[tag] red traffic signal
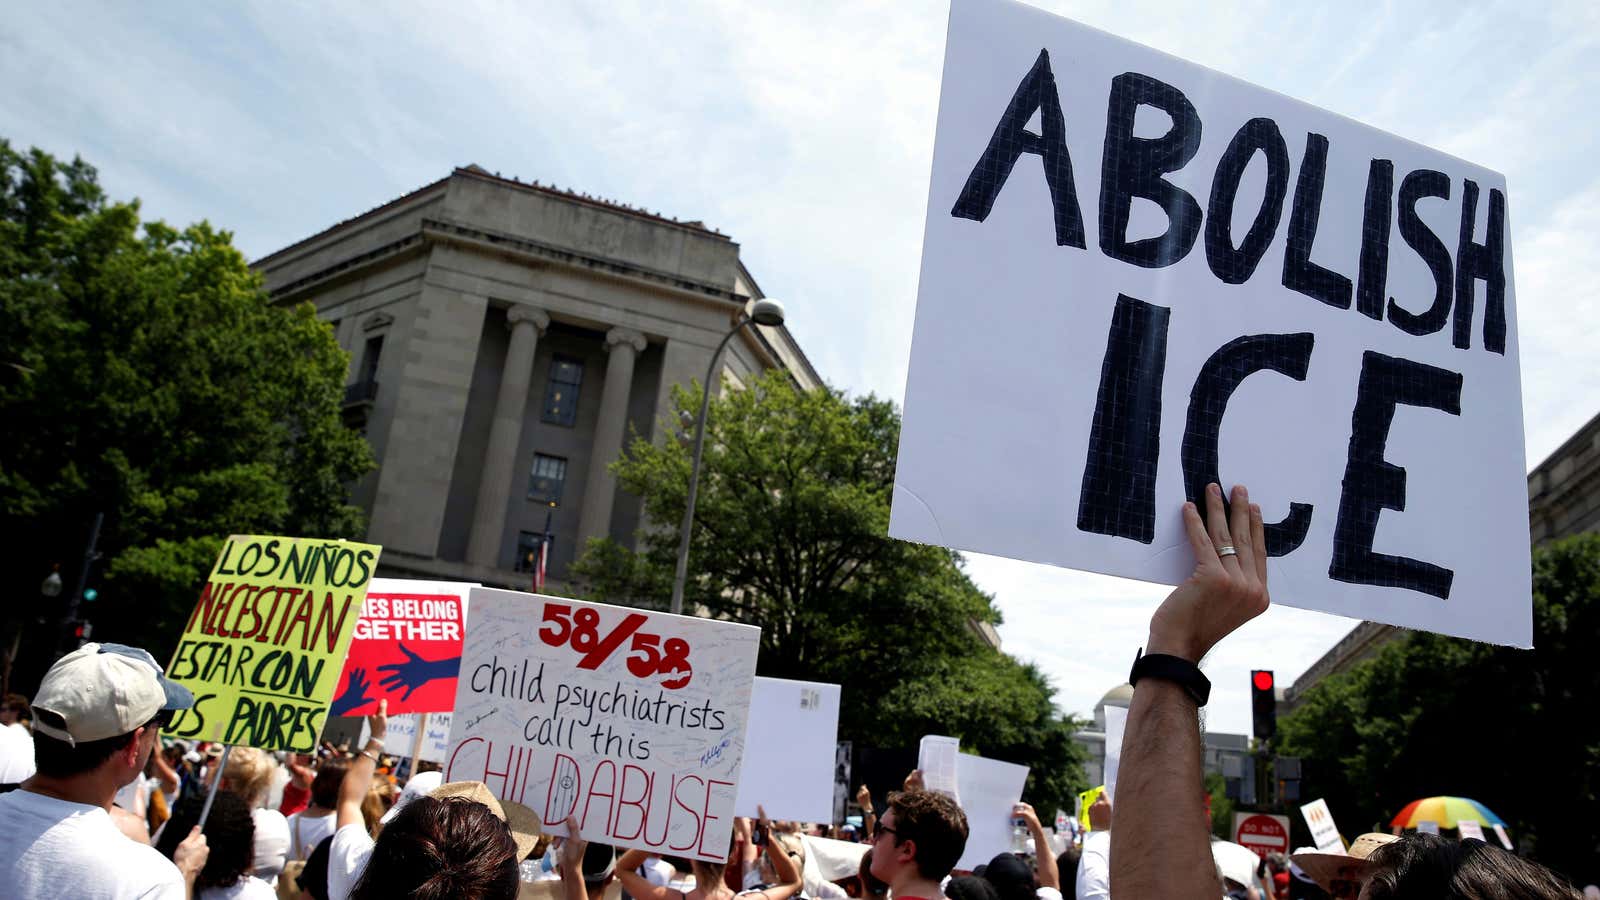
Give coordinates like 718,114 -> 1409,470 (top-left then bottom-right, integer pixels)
1250,669 -> 1276,741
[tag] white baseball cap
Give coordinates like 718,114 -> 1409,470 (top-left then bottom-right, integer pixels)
32,643 -> 194,746
381,769 -> 444,825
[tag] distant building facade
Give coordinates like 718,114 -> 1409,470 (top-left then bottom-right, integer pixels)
1281,408 -> 1600,714
1073,684 -> 1249,788
255,166 -> 819,590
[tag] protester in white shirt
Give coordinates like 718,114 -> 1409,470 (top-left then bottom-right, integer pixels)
286,758 -> 349,861
0,714 -> 36,783
1074,793 -> 1112,900
0,642 -> 209,899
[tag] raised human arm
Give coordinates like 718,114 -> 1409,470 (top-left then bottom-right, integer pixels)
855,784 -> 875,843
1110,484 -> 1268,900
1015,802 -> 1058,890
754,805 -> 803,900
616,848 -> 673,900
560,815 -> 591,900
336,700 -> 386,830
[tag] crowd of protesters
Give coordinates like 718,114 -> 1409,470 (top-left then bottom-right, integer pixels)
1,486 -> 1597,899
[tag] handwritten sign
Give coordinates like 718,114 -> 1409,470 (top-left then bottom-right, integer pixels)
889,0 -> 1530,646
445,588 -> 760,861
164,535 -> 381,752
333,578 -> 472,716
1301,798 -> 1343,852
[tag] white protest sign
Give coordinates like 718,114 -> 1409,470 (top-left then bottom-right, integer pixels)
918,734 -> 962,802
1458,819 -> 1485,841
734,677 -> 841,822
446,588 -> 761,861
1102,705 -> 1126,803
953,754 -> 1030,871
1492,823 -> 1514,849
1300,798 -> 1343,852
388,713 -> 453,764
1417,820 -> 1440,834
889,0 -> 1530,646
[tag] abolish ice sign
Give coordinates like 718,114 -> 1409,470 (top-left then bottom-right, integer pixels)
890,0 -> 1531,645
445,589 -> 761,861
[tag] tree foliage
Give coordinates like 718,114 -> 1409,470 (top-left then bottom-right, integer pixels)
573,371 -> 1089,811
1278,533 -> 1600,881
0,140 -> 372,680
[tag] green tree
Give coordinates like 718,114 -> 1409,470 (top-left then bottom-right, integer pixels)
573,371 -> 1089,811
0,140 -> 372,681
1278,533 -> 1600,881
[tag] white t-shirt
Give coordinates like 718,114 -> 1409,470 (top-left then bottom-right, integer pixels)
200,875 -> 277,900
286,809 -> 338,861
0,789 -> 186,899
1075,831 -> 1110,900
0,722 -> 35,783
326,822 -> 375,900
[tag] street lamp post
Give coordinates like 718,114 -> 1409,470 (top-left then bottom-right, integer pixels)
670,299 -> 786,615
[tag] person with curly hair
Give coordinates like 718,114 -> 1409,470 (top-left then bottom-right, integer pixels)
157,790 -> 274,899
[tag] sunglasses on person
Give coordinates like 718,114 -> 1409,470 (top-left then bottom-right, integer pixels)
873,822 -> 898,840
143,708 -> 175,731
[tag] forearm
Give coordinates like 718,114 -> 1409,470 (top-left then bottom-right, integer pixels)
336,741 -> 381,828
1030,820 -> 1059,889
562,856 -> 588,900
1109,679 -> 1216,900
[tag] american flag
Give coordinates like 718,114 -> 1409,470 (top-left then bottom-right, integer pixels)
533,506 -> 553,593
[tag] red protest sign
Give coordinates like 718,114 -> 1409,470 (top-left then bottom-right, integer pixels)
331,578 -> 471,717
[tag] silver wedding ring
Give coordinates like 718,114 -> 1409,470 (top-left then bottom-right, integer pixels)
1217,545 -> 1238,557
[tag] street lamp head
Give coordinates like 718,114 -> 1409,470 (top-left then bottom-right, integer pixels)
41,569 -> 63,598
749,298 -> 786,327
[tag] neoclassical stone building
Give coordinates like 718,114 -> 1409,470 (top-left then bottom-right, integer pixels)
255,166 -> 820,590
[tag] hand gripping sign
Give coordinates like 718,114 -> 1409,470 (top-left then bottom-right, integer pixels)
891,0 -> 1529,646
446,589 -> 761,861
164,536 -> 382,752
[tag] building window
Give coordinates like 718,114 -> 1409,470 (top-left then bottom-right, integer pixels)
515,531 -> 550,573
360,335 -> 384,386
528,454 -> 567,504
541,357 -> 583,427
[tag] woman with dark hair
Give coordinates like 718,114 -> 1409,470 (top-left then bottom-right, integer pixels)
347,794 -> 520,899
286,759 -> 348,862
158,790 -> 275,899
1362,833 -> 1582,900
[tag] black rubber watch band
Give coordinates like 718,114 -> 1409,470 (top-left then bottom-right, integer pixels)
1128,648 -> 1211,706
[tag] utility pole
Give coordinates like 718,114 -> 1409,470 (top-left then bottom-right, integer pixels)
57,511 -> 104,658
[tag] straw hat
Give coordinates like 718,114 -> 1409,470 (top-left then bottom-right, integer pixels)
1291,833 -> 1399,892
428,780 -> 542,861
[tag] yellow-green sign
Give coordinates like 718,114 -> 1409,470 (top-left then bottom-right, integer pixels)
1078,785 -> 1106,832
164,535 -> 381,752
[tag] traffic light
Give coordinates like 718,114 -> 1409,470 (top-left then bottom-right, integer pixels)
1251,669 -> 1276,741
70,619 -> 93,648
82,588 -> 98,602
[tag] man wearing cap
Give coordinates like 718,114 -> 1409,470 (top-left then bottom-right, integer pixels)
0,642 -> 211,899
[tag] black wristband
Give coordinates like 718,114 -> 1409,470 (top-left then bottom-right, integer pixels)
1128,648 -> 1211,706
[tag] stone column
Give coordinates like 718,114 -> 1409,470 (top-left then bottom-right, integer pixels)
576,327 -> 647,549
466,304 -> 550,568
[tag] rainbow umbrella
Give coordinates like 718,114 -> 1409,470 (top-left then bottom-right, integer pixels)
1391,796 -> 1505,829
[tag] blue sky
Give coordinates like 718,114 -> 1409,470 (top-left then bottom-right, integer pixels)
6,0 -> 1597,735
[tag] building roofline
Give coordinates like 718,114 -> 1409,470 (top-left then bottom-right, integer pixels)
253,164 -> 736,270
1528,407 -> 1600,476
254,176 -> 450,268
